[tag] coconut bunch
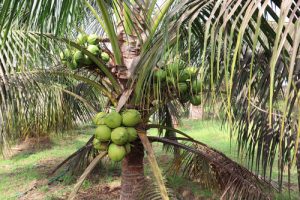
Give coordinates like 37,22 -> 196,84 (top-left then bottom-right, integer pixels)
152,61 -> 201,106
59,33 -> 110,70
92,109 -> 142,162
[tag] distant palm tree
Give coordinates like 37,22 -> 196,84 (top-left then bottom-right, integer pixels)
1,0 -> 300,199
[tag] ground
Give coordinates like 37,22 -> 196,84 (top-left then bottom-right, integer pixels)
0,120 -> 298,200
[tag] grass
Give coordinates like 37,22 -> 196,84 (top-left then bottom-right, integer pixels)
0,120 -> 299,199
0,129 -> 94,200
179,119 -> 235,154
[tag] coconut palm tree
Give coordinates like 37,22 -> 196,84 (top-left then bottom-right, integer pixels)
1,0 -> 300,199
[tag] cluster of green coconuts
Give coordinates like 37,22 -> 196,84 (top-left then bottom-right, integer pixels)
92,109 -> 142,162
153,62 -> 201,106
60,33 -> 110,69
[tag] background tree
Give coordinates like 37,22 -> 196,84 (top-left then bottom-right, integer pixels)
0,0 -> 300,199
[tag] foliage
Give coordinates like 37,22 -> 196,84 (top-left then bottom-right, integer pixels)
0,0 -> 300,199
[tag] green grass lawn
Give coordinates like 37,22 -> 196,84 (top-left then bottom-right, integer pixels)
0,129 -> 94,200
0,120 -> 299,199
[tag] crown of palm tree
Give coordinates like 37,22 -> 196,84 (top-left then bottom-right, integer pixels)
0,0 -> 300,199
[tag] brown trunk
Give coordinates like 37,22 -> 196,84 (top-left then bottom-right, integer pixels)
120,141 -> 145,200
116,2 -> 147,199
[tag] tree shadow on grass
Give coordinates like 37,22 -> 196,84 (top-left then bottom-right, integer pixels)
7,137 -> 54,160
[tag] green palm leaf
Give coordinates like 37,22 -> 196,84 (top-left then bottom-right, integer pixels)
1,0 -> 300,198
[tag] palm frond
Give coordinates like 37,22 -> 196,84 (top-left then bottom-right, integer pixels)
150,136 -> 274,200
51,136 -> 94,175
138,130 -> 169,199
1,0 -> 300,196
0,0 -> 84,37
138,178 -> 179,200
0,69 -> 107,154
0,30 -> 61,73
141,0 -> 300,192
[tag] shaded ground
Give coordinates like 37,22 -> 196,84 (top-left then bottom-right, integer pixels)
0,120 -> 299,199
20,180 -> 121,200
6,137 -> 53,159
75,181 -> 121,200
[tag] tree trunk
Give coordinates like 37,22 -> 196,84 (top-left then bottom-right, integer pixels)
117,2 -> 147,199
120,141 -> 145,200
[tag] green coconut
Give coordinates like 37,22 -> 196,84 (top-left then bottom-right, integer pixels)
60,51 -> 65,60
93,138 -> 100,148
83,55 -> 92,65
111,127 -> 129,145
94,125 -> 111,142
153,69 -> 167,82
77,33 -> 88,45
125,143 -> 131,154
60,49 -> 72,61
166,63 -> 180,76
179,71 -> 190,82
166,76 -> 176,85
180,94 -> 190,103
101,52 -> 110,63
190,95 -> 201,106
93,138 -> 100,145
73,50 -> 85,64
67,60 -> 78,70
87,45 -> 101,56
93,138 -> 108,151
108,143 -> 126,162
167,61 -> 185,76
93,112 -> 106,125
127,127 -> 138,142
178,82 -> 188,93
184,66 -> 197,77
104,111 -> 122,128
62,60 -> 68,66
122,109 -> 142,127
87,34 -> 99,45
65,49 -> 72,57
191,80 -> 201,94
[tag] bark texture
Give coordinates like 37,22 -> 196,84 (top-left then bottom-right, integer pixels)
120,142 -> 145,200
117,3 -> 147,199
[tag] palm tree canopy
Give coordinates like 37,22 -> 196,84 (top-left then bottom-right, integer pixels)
1,0 -> 300,197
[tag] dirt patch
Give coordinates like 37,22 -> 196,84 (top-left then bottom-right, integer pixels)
18,156 -> 121,200
7,137 -> 53,158
36,158 -> 64,176
157,154 -> 172,165
20,180 -> 121,200
177,186 -> 218,200
75,181 -> 121,200
19,183 -> 63,200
